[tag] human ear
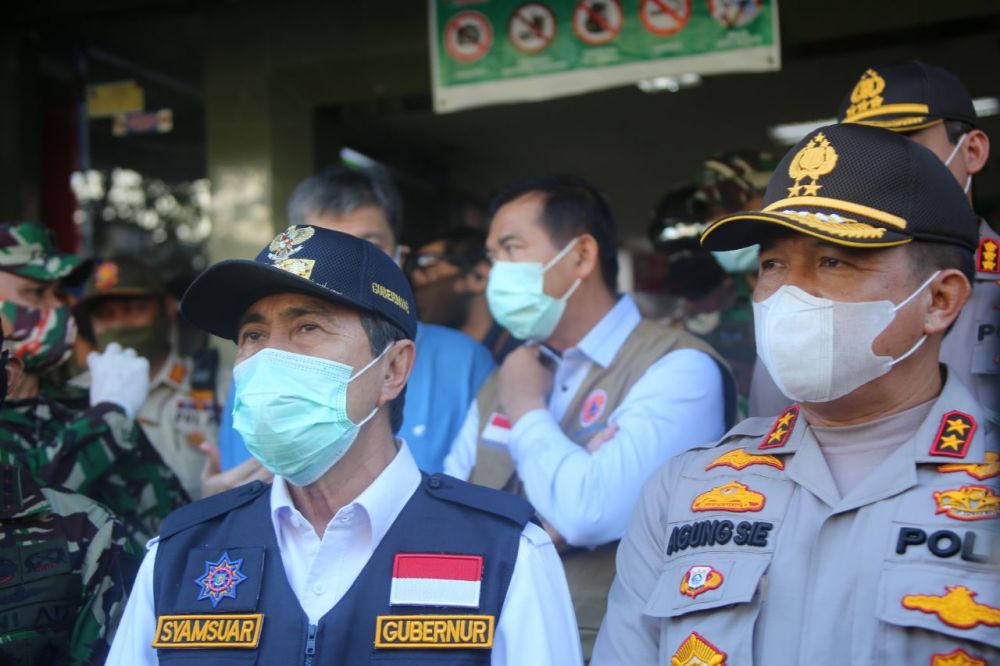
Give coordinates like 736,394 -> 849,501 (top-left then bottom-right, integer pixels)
923,269 -> 971,336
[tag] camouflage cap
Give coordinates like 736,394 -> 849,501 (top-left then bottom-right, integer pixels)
0,222 -> 90,285
74,255 -> 165,320
693,150 -> 777,215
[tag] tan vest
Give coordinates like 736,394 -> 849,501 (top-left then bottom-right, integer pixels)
469,319 -> 735,658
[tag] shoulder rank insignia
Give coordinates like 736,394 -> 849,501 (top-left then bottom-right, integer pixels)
933,485 -> 999,522
938,451 -> 999,481
680,565 -> 724,599
759,405 -> 798,450
931,649 -> 987,666
706,448 -> 784,472
977,237 -> 999,274
672,631 -> 727,666
901,586 -> 1000,630
195,552 -> 248,607
692,481 -> 765,513
929,411 -> 977,458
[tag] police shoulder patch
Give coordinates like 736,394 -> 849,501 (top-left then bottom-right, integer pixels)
977,237 -> 999,274
423,474 -> 534,527
929,411 -> 977,459
759,405 -> 799,450
159,481 -> 269,541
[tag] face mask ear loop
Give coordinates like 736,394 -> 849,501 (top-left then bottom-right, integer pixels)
893,270 -> 941,313
944,133 -> 967,167
349,342 -> 395,382
542,237 -> 581,272
963,175 -> 972,195
890,334 -> 928,368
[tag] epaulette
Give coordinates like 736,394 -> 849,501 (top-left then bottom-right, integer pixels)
158,480 -> 269,541
423,473 -> 535,527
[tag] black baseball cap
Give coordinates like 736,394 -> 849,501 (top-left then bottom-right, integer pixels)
837,61 -> 977,132
181,225 -> 417,341
700,123 -> 978,252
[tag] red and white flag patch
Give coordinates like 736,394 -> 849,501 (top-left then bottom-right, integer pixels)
481,412 -> 512,448
389,554 -> 483,608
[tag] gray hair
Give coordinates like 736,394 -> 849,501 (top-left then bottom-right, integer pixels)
287,165 -> 404,240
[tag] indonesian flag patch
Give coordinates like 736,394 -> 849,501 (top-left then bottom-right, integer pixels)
389,554 -> 483,608
481,412 -> 512,448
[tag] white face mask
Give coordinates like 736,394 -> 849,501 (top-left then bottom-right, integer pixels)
943,132 -> 972,194
753,271 -> 940,403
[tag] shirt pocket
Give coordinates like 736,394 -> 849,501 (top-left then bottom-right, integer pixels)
875,564 -> 1000,664
644,552 -> 770,665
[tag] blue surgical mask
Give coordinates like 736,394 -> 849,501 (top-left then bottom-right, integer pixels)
486,238 -> 582,341
711,245 -> 759,274
232,344 -> 391,486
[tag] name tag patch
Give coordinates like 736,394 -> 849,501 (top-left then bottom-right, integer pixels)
152,613 -> 263,649
374,614 -> 494,649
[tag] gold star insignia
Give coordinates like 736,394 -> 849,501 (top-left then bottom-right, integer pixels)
767,427 -> 787,444
938,434 -> 964,451
787,184 -> 803,197
946,418 -> 971,436
776,412 -> 796,428
802,181 -> 822,196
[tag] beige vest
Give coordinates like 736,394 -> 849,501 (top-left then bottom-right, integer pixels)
470,320 -> 735,658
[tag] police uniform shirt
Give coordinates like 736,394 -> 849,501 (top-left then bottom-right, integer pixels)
106,442 -> 583,665
444,294 -> 727,547
592,373 -> 999,665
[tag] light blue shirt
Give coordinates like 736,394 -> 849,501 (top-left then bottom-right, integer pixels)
219,322 -> 495,474
444,294 -> 727,548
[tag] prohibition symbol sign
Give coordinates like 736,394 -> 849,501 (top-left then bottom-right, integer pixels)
573,0 -> 623,46
444,11 -> 494,63
508,3 -> 557,55
640,0 -> 691,37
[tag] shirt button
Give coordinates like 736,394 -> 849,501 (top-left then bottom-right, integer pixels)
428,476 -> 442,489
312,582 -> 325,595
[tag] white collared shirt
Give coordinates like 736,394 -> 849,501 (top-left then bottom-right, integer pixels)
444,294 -> 726,548
107,443 -> 582,665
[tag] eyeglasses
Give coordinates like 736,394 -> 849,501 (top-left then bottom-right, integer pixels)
404,253 -> 468,274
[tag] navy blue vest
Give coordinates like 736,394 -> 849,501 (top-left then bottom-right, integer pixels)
152,474 -> 532,664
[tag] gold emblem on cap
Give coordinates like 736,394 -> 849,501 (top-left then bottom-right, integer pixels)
845,68 -> 886,121
268,226 -> 314,263
273,258 -> 315,280
787,133 -> 838,197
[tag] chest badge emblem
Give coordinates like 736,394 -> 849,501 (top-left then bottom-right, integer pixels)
195,552 -> 248,607
671,631 -> 727,665
931,649 -> 987,666
680,565 -> 724,598
706,448 -> 784,472
933,485 -> 1000,522
938,451 -> 999,481
901,586 -> 1000,630
692,481 -> 766,513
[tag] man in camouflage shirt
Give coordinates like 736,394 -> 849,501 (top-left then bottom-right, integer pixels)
0,222 -> 188,546
0,317 -> 139,665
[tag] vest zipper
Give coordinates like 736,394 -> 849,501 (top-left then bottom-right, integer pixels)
304,623 -> 317,666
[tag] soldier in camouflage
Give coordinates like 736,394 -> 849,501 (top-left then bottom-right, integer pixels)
0,223 -> 188,547
0,315 -> 139,666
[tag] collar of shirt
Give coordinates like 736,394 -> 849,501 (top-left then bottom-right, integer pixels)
562,293 -> 640,368
268,440 -> 422,549
150,351 -> 188,391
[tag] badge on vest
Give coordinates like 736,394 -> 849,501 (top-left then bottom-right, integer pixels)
901,586 -> 1000,630
928,411 -> 977,459
691,482 -> 766,513
938,452 -> 999,481
579,389 -> 607,428
481,413 -> 512,449
152,613 -> 263,649
196,552 -> 249,607
390,554 -> 482,608
374,614 -> 494,649
672,631 -> 727,665
933,485 -> 999,522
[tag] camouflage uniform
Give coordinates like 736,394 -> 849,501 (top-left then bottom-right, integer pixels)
0,387 -> 189,548
0,449 -> 140,666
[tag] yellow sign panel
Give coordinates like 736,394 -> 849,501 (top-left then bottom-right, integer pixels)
86,80 -> 145,118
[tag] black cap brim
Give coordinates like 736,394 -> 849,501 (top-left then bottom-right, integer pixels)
701,208 -> 911,251
180,259 -> 382,341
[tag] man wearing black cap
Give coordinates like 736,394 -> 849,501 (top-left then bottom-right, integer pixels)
593,124 -> 998,664
751,61 -> 999,423
107,226 -> 581,664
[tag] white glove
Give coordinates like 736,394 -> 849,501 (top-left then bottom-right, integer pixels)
87,342 -> 151,419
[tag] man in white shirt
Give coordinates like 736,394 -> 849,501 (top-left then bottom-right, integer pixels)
107,224 -> 581,664
443,175 -> 734,656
